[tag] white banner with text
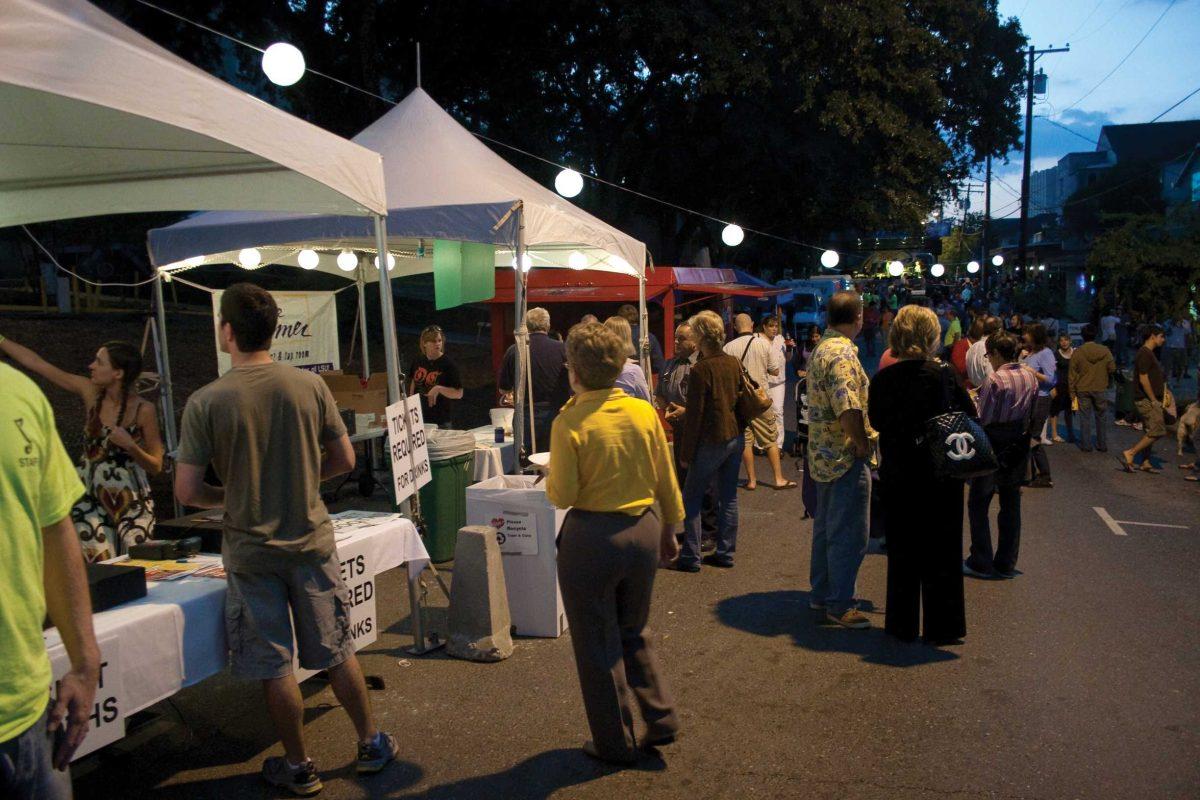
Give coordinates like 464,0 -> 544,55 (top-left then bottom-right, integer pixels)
212,290 -> 339,375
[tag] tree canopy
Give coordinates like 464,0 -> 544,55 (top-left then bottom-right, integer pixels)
89,1 -> 1026,269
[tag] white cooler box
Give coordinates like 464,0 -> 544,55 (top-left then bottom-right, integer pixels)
465,475 -> 567,637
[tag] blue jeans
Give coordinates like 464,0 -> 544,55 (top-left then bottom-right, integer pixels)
679,436 -> 742,566
1,705 -> 72,800
810,458 -> 871,615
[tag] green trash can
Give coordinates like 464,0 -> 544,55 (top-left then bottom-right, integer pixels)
418,431 -> 477,563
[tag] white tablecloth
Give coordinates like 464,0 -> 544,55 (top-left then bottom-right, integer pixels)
469,425 -> 516,481
43,516 -> 426,757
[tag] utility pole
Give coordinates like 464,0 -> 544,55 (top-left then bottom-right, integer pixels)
982,154 -> 991,292
1017,44 -> 1069,271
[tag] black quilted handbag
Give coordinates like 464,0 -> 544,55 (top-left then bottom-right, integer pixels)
922,363 -> 998,481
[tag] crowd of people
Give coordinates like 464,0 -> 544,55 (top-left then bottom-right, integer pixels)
3,279 -> 1197,794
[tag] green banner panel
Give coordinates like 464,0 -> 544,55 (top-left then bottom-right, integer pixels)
433,239 -> 496,310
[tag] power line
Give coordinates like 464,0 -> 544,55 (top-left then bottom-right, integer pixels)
1036,115 -> 1098,146
1065,0 -> 1107,40
1151,83 -> 1200,122
1055,0 -> 1178,116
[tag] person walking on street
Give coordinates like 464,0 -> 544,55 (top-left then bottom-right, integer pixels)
1,363 -> 101,800
964,332 -> 1038,581
1021,323 -> 1056,487
174,284 -> 399,795
760,315 -> 789,450
1069,324 -> 1116,453
966,316 -> 1003,389
673,311 -> 746,571
1164,316 -> 1192,382
656,324 -> 717,552
547,321 -> 683,765
1120,326 -> 1169,474
1048,333 -> 1076,443
724,314 -> 794,490
869,306 -> 974,642
807,292 -> 877,629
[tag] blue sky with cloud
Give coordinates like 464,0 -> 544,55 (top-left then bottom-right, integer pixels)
980,0 -> 1200,216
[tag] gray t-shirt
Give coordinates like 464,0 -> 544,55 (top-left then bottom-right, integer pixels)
177,362 -> 347,571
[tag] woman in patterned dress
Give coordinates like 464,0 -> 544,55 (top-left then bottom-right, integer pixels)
0,335 -> 162,560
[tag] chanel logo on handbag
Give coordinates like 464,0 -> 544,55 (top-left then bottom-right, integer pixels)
945,432 -> 976,461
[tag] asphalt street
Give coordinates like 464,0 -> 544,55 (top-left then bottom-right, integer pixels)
68,413 -> 1198,800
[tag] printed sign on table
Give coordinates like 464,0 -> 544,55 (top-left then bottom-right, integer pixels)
473,502 -> 540,556
336,534 -> 378,647
386,395 -> 432,504
212,290 -> 339,375
49,634 -> 124,761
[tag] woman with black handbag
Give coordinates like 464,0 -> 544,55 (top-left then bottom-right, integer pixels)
868,305 -> 979,644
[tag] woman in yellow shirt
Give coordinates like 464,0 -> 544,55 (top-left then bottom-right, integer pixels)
547,322 -> 684,765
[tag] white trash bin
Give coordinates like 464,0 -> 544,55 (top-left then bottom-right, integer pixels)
465,475 -> 567,637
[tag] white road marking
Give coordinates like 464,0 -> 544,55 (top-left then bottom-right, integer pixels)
1093,507 -> 1127,536
1093,507 -> 1190,536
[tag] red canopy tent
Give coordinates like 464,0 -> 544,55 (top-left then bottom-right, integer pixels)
485,266 -> 786,377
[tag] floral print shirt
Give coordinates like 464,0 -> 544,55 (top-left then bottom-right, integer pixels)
806,329 -> 878,482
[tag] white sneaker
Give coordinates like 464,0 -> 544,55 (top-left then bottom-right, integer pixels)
1041,437 -> 1054,446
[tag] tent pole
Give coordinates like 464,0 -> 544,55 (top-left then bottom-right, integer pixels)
511,204 -> 527,472
638,271 -> 650,380
153,273 -> 181,517
356,273 -> 371,380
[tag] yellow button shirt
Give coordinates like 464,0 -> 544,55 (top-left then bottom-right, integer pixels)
546,388 -> 684,525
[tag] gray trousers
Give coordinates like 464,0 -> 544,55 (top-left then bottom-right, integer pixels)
557,508 -> 679,758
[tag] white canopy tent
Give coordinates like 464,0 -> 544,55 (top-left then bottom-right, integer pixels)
0,0 -> 404,470
150,88 -> 652,461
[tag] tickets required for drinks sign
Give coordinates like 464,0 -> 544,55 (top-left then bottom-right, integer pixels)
211,290 -> 340,375
386,395 -> 432,504
49,634 -> 124,761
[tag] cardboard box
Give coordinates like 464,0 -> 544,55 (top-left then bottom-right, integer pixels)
465,475 -> 567,637
321,372 -> 389,430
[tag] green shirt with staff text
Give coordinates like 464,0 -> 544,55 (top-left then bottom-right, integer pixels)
0,363 -> 85,743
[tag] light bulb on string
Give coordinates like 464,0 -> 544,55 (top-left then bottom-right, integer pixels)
184,256 -> 204,267
237,248 -> 261,269
887,260 -> 903,277
261,43 -> 305,86
820,249 -> 839,269
511,254 -> 532,272
336,250 -> 358,272
992,255 -> 1004,267
930,263 -> 945,278
721,224 -> 744,246
554,169 -> 584,198
374,252 -> 396,271
297,249 -> 319,270
966,260 -> 980,274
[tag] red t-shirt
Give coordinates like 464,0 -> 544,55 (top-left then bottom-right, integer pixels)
878,348 -> 900,371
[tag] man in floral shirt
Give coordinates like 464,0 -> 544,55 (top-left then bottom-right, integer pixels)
806,291 -> 878,629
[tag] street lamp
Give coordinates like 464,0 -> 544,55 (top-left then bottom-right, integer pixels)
554,169 -> 583,198
261,43 -> 306,87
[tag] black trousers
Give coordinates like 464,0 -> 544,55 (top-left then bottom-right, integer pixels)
967,474 -> 1022,573
881,474 -> 967,642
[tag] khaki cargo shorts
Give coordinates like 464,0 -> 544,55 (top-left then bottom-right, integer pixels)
1134,398 -> 1166,439
744,408 -> 779,449
224,554 -> 355,680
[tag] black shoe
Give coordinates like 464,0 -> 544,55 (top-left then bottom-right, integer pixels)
1078,446 -> 1093,452
1096,446 -> 1108,452
701,554 -> 734,568
1029,476 -> 1053,488
665,560 -> 700,573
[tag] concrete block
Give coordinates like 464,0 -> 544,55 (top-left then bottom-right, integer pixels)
446,526 -> 514,662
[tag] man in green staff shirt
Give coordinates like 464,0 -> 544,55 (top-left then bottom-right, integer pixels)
0,358 -> 100,799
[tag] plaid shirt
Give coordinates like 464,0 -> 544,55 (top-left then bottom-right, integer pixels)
976,363 -> 1038,425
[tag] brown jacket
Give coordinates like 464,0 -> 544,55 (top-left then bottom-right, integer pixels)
1068,341 -> 1115,394
677,352 -> 742,462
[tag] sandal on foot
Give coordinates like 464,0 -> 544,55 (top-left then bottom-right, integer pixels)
769,480 -> 798,490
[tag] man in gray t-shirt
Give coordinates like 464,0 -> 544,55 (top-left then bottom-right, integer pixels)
174,284 -> 398,793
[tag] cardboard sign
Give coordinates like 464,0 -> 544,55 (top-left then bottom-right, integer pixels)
386,395 -> 432,504
49,634 -> 124,761
474,503 -> 539,555
212,290 -> 340,375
